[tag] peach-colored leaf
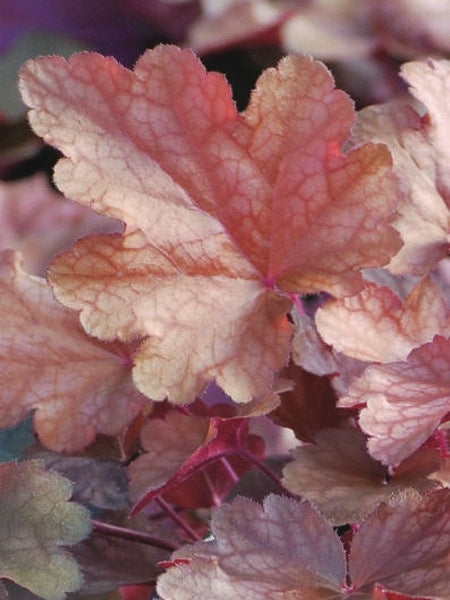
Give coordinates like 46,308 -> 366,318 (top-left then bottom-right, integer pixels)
19,46 -> 401,405
0,173 -> 121,276
351,60 -> 450,275
349,488 -> 450,598
282,428 -> 441,525
157,494 -> 347,600
345,336 -> 450,465
0,460 -> 91,600
315,277 -> 449,363
402,59 -> 450,198
0,249 -> 144,452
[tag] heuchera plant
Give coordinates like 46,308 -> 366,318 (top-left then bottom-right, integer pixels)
0,42 -> 448,599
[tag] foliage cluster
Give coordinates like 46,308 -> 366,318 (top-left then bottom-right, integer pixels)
0,2 -> 449,599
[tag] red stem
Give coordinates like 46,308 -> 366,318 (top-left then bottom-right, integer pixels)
435,428 -> 449,457
219,456 -> 240,484
290,293 -> 305,316
92,519 -> 178,551
239,449 -> 299,499
155,496 -> 202,541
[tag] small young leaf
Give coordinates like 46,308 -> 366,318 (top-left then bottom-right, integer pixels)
0,460 -> 91,600
129,411 -> 210,504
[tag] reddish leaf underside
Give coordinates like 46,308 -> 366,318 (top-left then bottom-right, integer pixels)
19,44 -> 401,405
269,361 -> 345,443
130,412 -> 264,514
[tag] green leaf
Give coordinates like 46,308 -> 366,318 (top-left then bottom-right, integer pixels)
0,416 -> 35,463
0,460 -> 91,600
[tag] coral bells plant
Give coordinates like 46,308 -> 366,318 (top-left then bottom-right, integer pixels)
0,43 -> 447,599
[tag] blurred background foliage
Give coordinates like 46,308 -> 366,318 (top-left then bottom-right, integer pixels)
3,0 -> 450,182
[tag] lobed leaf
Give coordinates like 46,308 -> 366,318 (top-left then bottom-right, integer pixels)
345,336 -> 450,465
157,489 -> 450,599
351,58 -> 450,275
349,488 -> 450,598
315,277 -> 449,363
282,428 -> 441,525
0,249 -> 144,452
157,494 -> 347,599
19,45 -> 401,404
0,460 -> 91,600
